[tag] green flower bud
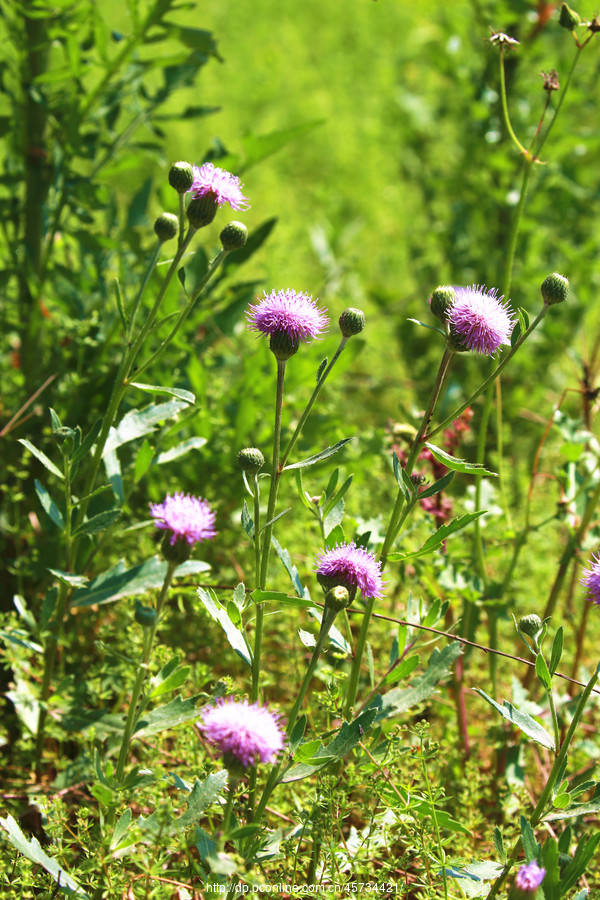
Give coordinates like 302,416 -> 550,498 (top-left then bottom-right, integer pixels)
186,194 -> 218,229
447,326 -> 471,353
317,572 -> 357,605
160,533 -> 192,565
168,161 -> 194,193
338,307 -> 366,338
220,221 -> 248,251
324,585 -> 352,612
135,602 -> 158,628
269,331 -> 299,362
153,212 -> 179,243
541,273 -> 569,306
52,426 -> 75,454
518,614 -> 543,638
237,447 -> 265,475
430,285 -> 456,322
559,3 -> 581,30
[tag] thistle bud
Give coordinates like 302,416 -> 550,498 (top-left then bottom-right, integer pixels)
324,585 -> 352,612
153,213 -> 179,243
135,602 -> 158,628
559,3 -> 581,30
317,572 -> 357,605
269,331 -> 299,361
187,193 -> 218,229
430,285 -> 456,322
220,221 -> 248,251
410,473 -> 427,486
338,307 -> 366,337
160,532 -> 192,565
52,426 -> 75,454
168,161 -> 194,193
237,447 -> 265,475
518,614 -> 543,638
541,273 -> 569,306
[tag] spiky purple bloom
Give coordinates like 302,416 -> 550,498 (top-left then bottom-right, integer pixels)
190,162 -> 249,210
246,289 -> 329,343
580,551 -> 600,606
199,698 -> 284,767
514,861 -> 546,893
149,492 -> 217,546
315,542 -> 385,600
448,285 -> 514,356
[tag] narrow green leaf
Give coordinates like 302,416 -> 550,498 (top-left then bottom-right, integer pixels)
70,419 -> 103,465
544,798 -> 600,821
271,537 -> 305,598
316,357 -> 328,382
259,507 -> 291,531
558,833 -> 600,894
72,508 -> 122,537
407,317 -> 446,336
376,643 -> 462,719
549,626 -> 563,676
114,278 -> 128,331
197,587 -> 252,667
19,439 -> 64,479
382,654 -> 420,686
424,442 -> 498,476
133,695 -> 204,739
129,383 -> 195,405
48,569 -> 88,588
241,501 -> 254,540
493,826 -> 506,862
251,588 -> 314,608
535,653 -> 552,692
323,498 -> 344,537
520,815 -> 539,861
104,400 -> 189,454
283,437 -> 353,471
156,437 -> 207,465
281,707 -> 377,782
34,479 -> 64,530
475,690 -> 555,750
71,558 -> 210,608
322,473 -> 353,516
418,470 -> 454,500
148,661 -> 191,699
388,511 -> 486,562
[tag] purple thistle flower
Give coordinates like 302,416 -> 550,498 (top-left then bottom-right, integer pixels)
580,551 -> 600,606
199,698 -> 284,767
190,162 -> 249,210
448,284 -> 514,356
315,542 -> 385,601
246,289 -> 329,343
149,492 -> 217,546
514,861 -> 546,893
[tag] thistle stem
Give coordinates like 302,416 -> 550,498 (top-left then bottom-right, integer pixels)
258,360 -> 286,592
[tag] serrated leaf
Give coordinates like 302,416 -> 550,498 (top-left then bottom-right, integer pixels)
49,408 -> 62,431
271,536 -> 304,597
281,707 -> 377,782
71,558 -> 210,608
388,512 -> 486,561
283,437 -> 353,471
197,587 -> 252,666
129,383 -> 195,405
0,815 -> 89,896
375,642 -> 462,719
493,827 -> 505,862
35,479 -> 65,529
520,815 -> 539,861
475,690 -> 555,750
544,798 -> 600,821
19,439 -> 64,479
424,442 -> 498,476
241,500 -> 254,540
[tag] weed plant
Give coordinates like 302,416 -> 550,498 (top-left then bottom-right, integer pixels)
1,1 -> 600,898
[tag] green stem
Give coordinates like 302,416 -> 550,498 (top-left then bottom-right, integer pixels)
487,662 -> 600,898
252,604 -> 339,826
258,360 -> 286,592
107,561 -> 177,829
420,740 -> 448,900
279,337 -> 348,470
131,247 -> 228,381
248,479 -> 263,815
127,241 -> 163,341
343,348 -> 454,720
534,47 -> 581,159
498,47 -> 529,158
